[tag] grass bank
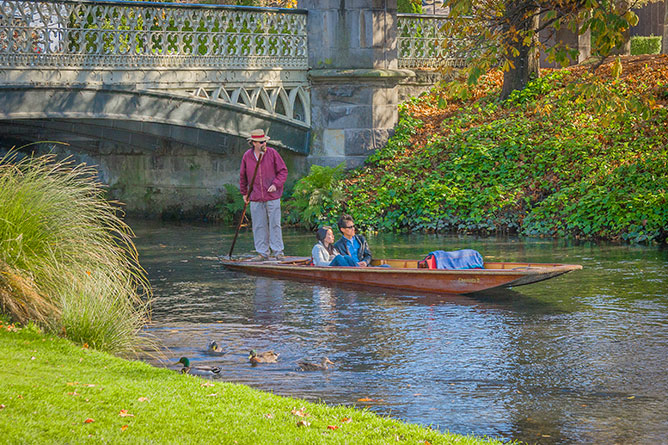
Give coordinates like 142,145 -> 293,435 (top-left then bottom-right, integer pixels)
0,323 -> 501,445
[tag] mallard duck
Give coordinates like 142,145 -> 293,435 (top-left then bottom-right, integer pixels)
177,357 -> 221,375
297,357 -> 334,371
206,340 -> 225,355
249,349 -> 279,364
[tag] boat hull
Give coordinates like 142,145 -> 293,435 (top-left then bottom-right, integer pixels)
220,258 -> 582,294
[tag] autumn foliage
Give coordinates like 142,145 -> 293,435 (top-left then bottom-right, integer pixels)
332,55 -> 668,243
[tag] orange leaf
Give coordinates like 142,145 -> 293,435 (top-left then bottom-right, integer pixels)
327,425 -> 339,430
357,397 -> 373,402
0,405 -> 5,409
296,420 -> 310,427
119,410 -> 134,417
82,343 -> 89,349
121,425 -> 129,431
84,418 -> 95,424
340,417 -> 352,423
291,408 -> 308,417
137,397 -> 149,402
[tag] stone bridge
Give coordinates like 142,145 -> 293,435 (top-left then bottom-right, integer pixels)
0,0 -> 463,215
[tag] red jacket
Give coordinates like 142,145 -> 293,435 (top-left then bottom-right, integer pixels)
239,146 -> 288,202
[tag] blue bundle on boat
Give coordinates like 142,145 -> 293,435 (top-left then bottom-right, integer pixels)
426,249 -> 484,270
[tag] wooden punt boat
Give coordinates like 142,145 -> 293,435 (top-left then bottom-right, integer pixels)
219,257 -> 582,295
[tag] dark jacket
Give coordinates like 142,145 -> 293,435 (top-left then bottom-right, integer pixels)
333,234 -> 372,265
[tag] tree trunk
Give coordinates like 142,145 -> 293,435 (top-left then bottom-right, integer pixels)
611,0 -> 631,55
500,1 -> 540,100
663,0 -> 668,54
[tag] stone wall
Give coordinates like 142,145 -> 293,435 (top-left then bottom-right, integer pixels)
1,135 -> 307,218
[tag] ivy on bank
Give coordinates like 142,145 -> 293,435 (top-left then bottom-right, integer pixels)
284,60 -> 668,244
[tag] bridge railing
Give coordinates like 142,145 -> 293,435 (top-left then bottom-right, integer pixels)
397,14 -> 470,69
0,0 -> 307,69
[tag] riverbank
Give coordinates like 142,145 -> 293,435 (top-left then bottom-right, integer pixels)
0,323 -> 502,444
286,55 -> 668,244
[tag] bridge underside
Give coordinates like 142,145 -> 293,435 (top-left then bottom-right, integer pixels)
0,86 -> 310,155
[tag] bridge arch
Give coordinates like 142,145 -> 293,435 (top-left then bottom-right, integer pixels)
0,85 -> 310,154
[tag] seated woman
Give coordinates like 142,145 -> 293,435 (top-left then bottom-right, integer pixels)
312,226 -> 358,267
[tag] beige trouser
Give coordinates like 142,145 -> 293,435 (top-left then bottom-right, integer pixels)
250,199 -> 284,257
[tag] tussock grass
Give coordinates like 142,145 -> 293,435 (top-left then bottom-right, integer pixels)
0,151 -> 151,356
0,260 -> 58,327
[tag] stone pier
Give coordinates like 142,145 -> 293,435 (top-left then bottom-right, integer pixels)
300,0 -> 413,168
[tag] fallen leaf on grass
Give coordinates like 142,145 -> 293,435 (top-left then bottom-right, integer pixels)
200,382 -> 214,387
291,408 -> 309,417
84,418 -> 95,424
264,413 -> 274,418
340,417 -> 352,423
0,405 -> 5,409
138,397 -> 149,402
67,391 -> 79,396
296,420 -> 310,427
206,393 -> 218,397
82,343 -> 89,349
119,410 -> 134,417
627,396 -> 635,400
67,382 -> 79,386
121,425 -> 129,432
17,395 -> 23,399
327,425 -> 339,430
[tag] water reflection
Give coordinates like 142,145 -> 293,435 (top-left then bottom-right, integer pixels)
253,277 -> 285,325
132,220 -> 668,444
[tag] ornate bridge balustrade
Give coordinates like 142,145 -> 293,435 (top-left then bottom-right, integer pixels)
0,0 -> 310,151
397,14 -> 470,69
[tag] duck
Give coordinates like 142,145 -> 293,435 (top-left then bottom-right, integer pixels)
248,349 -> 279,364
297,357 -> 334,371
177,357 -> 221,375
206,340 -> 225,355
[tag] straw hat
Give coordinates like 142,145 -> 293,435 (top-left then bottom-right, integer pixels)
247,129 -> 270,143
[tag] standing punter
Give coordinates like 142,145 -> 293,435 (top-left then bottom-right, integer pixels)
239,129 -> 288,261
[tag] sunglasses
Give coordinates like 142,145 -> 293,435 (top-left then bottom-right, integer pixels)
343,224 -> 355,229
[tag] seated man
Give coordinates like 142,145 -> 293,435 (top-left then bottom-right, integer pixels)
332,214 -> 373,267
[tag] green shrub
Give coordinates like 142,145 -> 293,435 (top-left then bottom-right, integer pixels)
0,151 -> 151,355
215,183 -> 246,225
284,163 -> 345,229
630,35 -> 662,55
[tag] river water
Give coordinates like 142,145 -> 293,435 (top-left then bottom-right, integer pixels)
131,220 -> 668,444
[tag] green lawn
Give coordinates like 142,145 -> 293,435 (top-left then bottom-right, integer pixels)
0,324 -> 502,444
